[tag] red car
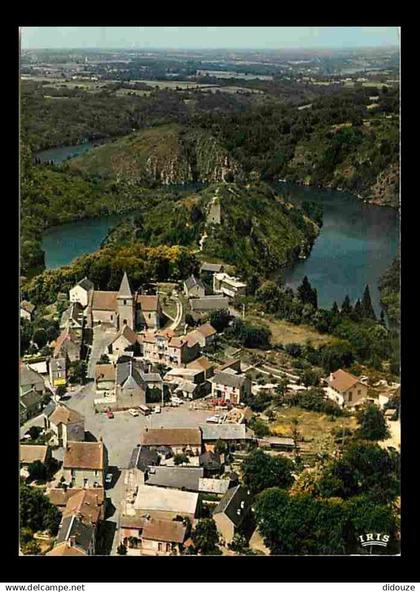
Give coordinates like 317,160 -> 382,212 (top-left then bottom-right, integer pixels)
106,410 -> 114,419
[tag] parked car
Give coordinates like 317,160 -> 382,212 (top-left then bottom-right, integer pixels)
171,397 -> 183,406
154,406 -> 161,414
106,410 -> 114,419
128,408 -> 139,417
206,415 -> 220,424
105,472 -> 113,485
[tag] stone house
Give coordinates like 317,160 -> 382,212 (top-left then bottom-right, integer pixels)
326,369 -> 368,408
213,485 -> 252,545
47,404 -> 85,447
136,294 -> 162,331
187,356 -> 215,379
142,331 -> 200,368
49,357 -> 67,388
187,323 -> 217,349
53,329 -> 82,363
141,518 -> 187,556
210,370 -> 251,405
20,444 -> 51,468
200,423 -> 254,452
139,428 -> 202,458
48,487 -> 105,522
199,262 -> 224,275
69,277 -> 94,308
189,295 -> 230,316
51,515 -> 96,556
134,484 -> 199,522
60,302 -> 84,333
20,363 -> 46,395
183,275 -> 206,299
108,325 -> 140,357
115,360 -> 146,410
63,441 -> 107,489
119,515 -> 187,556
213,272 -> 247,299
20,388 -> 44,423
95,364 -> 116,396
62,487 -> 105,524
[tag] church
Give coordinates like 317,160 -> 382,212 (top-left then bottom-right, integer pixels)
87,272 -> 135,330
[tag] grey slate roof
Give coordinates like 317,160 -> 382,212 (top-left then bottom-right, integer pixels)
20,388 -> 43,409
199,451 -> 221,471
213,485 -> 252,527
77,277 -> 94,291
56,515 -> 94,553
43,400 -> 57,418
128,446 -> 160,472
60,302 -> 84,328
200,263 -> 224,273
199,423 -> 252,441
184,275 -> 204,291
118,272 -> 132,297
211,371 -> 247,389
145,466 -> 204,492
20,365 -> 45,389
116,361 -> 143,388
190,296 -> 230,312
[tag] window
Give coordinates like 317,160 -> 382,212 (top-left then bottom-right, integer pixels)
348,392 -> 353,402
158,543 -> 162,551
357,389 -> 361,396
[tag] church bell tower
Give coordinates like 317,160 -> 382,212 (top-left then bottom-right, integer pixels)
117,271 -> 134,330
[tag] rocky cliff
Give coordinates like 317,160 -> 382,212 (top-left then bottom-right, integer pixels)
68,124 -> 242,186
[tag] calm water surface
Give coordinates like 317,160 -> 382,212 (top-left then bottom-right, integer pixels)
36,142 -> 96,164
40,157 -> 399,316
277,182 -> 399,315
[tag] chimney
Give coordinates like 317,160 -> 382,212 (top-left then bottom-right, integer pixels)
69,535 -> 76,547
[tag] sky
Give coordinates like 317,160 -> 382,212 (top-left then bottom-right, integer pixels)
20,27 -> 400,50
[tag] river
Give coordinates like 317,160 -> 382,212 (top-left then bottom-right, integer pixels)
276,182 -> 399,315
40,165 -> 399,315
35,142 -> 97,164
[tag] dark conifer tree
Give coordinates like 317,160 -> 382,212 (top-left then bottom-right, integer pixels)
297,276 -> 317,308
341,295 -> 352,316
353,298 -> 363,320
331,301 -> 339,315
361,285 -> 376,320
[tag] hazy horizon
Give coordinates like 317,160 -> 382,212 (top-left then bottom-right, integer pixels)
20,27 -> 400,51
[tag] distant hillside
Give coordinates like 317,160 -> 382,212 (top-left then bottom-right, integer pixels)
68,124 -> 242,185
103,182 -> 321,280
283,118 -> 399,207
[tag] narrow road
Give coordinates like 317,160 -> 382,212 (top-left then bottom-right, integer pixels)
168,297 -> 183,331
87,326 -> 115,379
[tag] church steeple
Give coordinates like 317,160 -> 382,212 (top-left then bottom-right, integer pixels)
118,272 -> 132,297
117,272 -> 134,330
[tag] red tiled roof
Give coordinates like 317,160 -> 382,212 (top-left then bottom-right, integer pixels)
91,291 -> 118,311
140,428 -> 202,447
328,369 -> 360,393
142,518 -> 186,544
136,294 -> 159,311
64,442 -> 104,471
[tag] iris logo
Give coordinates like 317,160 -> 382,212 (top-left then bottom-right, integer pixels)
358,533 -> 390,548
